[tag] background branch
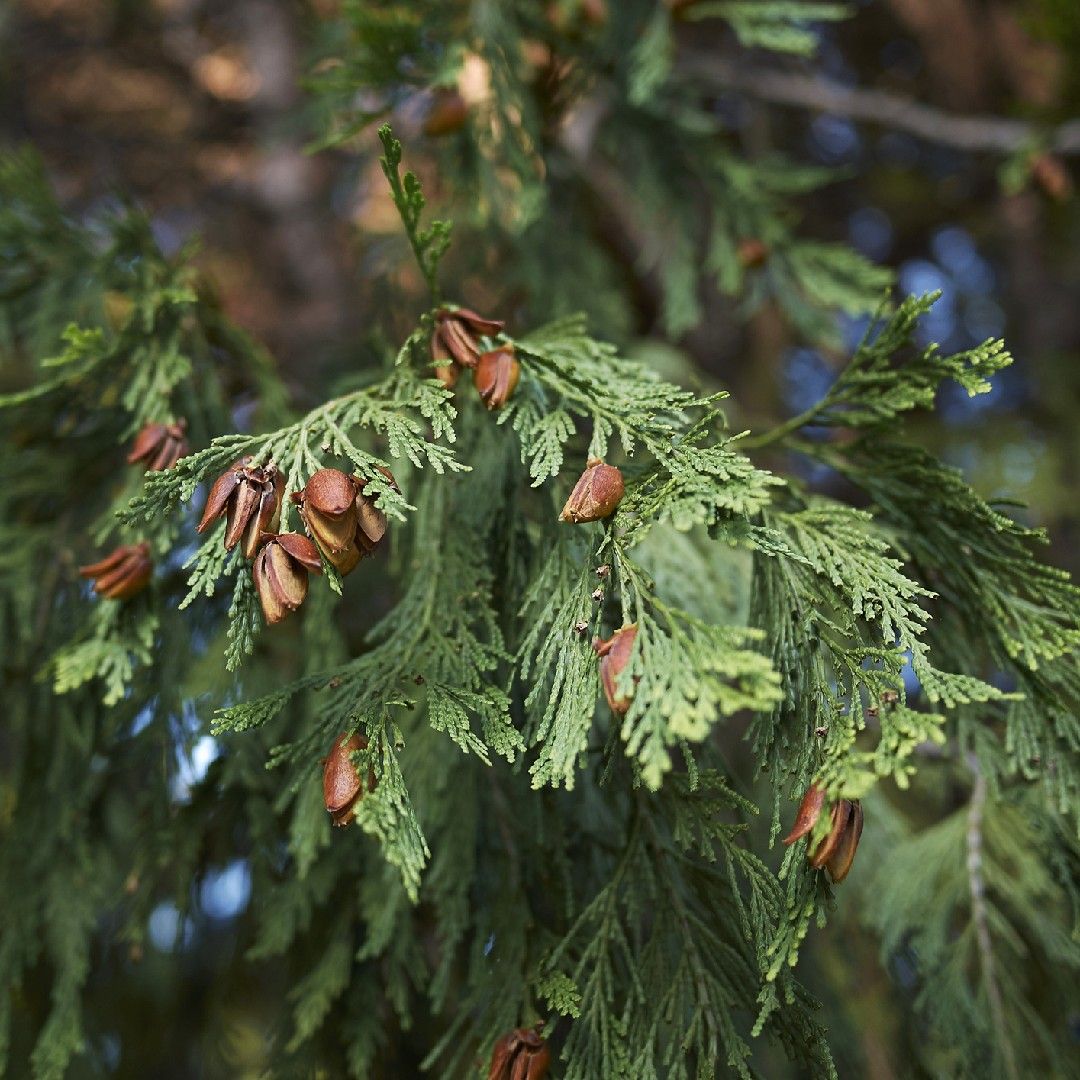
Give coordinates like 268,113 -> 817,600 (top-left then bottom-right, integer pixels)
683,55 -> 1080,156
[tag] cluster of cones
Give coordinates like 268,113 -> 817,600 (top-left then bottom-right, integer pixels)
431,307 -> 520,409
80,419 -> 191,601
196,462 -> 397,625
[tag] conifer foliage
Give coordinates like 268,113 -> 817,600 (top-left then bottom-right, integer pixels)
2,3 -> 1079,1078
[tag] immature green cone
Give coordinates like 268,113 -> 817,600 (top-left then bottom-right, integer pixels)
594,623 -> 637,714
127,418 -> 189,471
198,457 -> 284,559
79,542 -> 152,601
252,533 -> 322,624
783,784 -> 864,884
559,458 -> 624,523
487,1025 -> 551,1080
323,732 -> 374,827
475,344 -> 520,409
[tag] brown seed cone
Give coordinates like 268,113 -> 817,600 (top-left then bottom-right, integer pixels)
79,542 -> 153,601
354,496 -> 387,553
128,423 -> 166,463
323,732 -> 375,827
434,306 -> 504,369
128,419 -> 189,471
431,327 -> 460,388
433,362 -> 459,390
784,785 -> 863,882
295,468 -> 361,559
488,1026 -> 551,1080
438,318 -> 482,369
825,800 -> 863,883
354,467 -> 397,553
198,457 -> 284,559
808,799 -> 853,869
240,471 -> 285,560
781,783 -> 827,846
291,467 -> 397,574
475,345 -> 520,410
252,533 -> 321,624
423,89 -> 469,137
594,624 -> 638,714
198,458 -> 247,532
303,468 -> 360,516
559,458 -> 624,523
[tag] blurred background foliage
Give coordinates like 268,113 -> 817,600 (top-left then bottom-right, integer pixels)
3,0 -> 1076,569
1,0 -> 1079,1076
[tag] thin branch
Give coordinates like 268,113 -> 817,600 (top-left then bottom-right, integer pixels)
964,752 -> 1019,1080
683,55 -> 1080,157
740,401 -> 825,451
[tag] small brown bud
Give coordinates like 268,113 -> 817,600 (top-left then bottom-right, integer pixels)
252,533 -> 322,624
79,542 -> 152,601
488,1026 -> 551,1080
559,459 -> 624,524
594,624 -> 637,713
127,419 -> 189,471
423,89 -> 469,137
573,620 -> 589,636
198,457 -> 285,560
591,587 -> 603,603
736,237 -> 770,269
595,564 -> 610,579
881,689 -> 898,705
433,306 -> 504,369
1030,153 -> 1072,202
814,725 -> 829,737
323,732 -> 374,827
783,784 -> 863,884
475,345 -> 521,410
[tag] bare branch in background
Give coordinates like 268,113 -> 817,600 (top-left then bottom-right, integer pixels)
683,55 -> 1080,156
